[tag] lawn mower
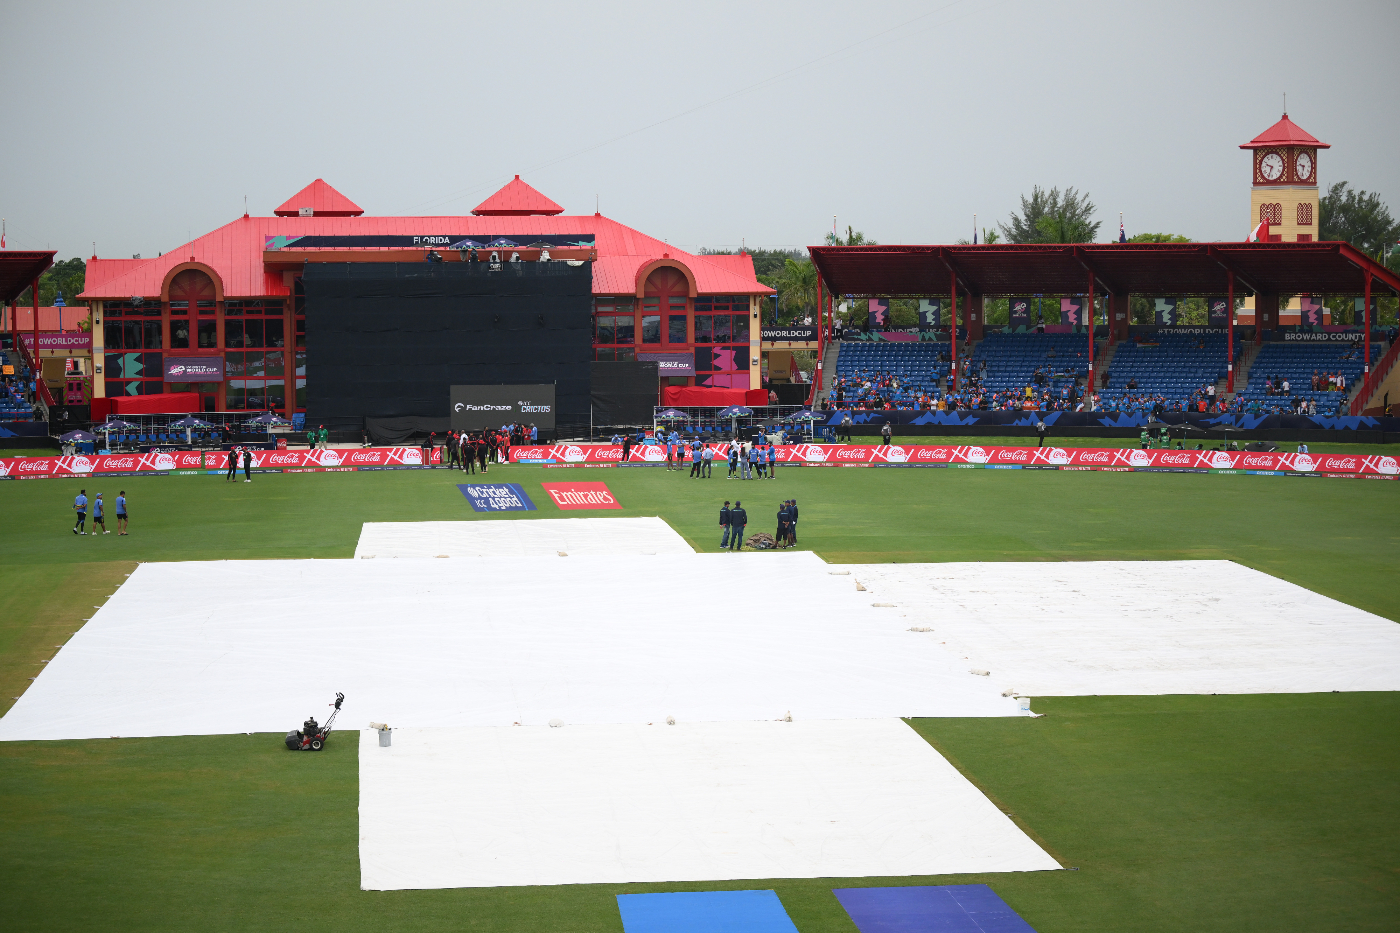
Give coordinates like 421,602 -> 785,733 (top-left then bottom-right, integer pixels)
285,692 -> 344,751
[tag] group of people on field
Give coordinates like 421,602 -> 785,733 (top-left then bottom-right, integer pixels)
70,488 -> 129,536
718,498 -> 798,551
443,430 -> 502,473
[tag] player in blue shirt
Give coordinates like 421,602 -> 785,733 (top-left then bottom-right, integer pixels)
766,443 -> 777,478
116,490 -> 129,535
91,493 -> 108,535
72,489 -> 88,535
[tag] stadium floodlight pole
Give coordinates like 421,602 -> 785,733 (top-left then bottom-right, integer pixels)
815,273 -> 825,399
1226,270 -> 1235,393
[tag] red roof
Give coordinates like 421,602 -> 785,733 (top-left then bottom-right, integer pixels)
472,176 -> 564,216
0,250 -> 55,304
274,179 -> 364,216
80,213 -> 772,301
807,242 -> 1398,299
1240,114 -> 1330,150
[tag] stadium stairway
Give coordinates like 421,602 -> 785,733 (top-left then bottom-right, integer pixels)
1095,341 -> 1118,390
813,341 -> 840,408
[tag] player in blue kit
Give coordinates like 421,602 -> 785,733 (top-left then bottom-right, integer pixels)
72,489 -> 88,535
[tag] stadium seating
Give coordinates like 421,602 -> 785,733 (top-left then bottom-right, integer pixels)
1105,333 -> 1228,400
1235,342 -> 1379,413
966,333 -> 1091,393
833,342 -> 950,405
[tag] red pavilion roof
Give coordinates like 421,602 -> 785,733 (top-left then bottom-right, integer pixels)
1239,114 -> 1330,150
274,179 -> 364,216
472,176 -> 564,216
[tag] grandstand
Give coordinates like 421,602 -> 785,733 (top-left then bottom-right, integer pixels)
0,351 -> 35,421
831,341 -> 949,405
967,333 -> 1091,393
1103,332 -> 1228,403
1236,341 -> 1381,413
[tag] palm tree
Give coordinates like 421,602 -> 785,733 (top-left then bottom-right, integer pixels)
772,258 -> 818,323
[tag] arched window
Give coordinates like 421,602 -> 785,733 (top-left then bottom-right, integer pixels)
1296,203 -> 1313,226
1260,203 -> 1283,225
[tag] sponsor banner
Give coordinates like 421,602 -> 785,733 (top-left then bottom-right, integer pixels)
917,299 -> 941,329
761,326 -> 818,342
868,298 -> 888,329
20,332 -> 92,351
1280,331 -> 1369,342
450,383 -> 555,433
637,352 -> 696,376
163,356 -> 225,382
1008,298 -> 1031,328
1154,297 -> 1177,326
458,482 -> 537,512
540,481 -> 621,510
9,444 -> 1383,479
0,446 -> 438,477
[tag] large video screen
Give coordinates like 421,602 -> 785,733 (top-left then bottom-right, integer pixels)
450,384 -> 556,432
303,261 -> 592,438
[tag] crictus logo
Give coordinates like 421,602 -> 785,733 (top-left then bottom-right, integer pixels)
541,481 -> 622,510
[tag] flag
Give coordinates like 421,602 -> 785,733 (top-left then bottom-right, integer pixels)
918,299 -> 941,329
1154,297 -> 1177,326
1009,298 -> 1030,328
1060,297 -> 1083,326
868,298 -> 888,329
1119,220 -> 1126,243
1208,298 -> 1229,326
1248,220 -> 1270,242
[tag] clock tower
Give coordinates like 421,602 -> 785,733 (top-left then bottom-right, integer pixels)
1240,112 -> 1329,243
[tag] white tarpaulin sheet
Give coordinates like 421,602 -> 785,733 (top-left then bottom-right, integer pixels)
358,719 -> 1060,889
0,551 -> 1018,741
840,560 -> 1400,696
353,517 -> 694,559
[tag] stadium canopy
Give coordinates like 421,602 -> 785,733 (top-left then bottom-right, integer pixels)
806,241 -> 1400,299
1,250 -> 56,304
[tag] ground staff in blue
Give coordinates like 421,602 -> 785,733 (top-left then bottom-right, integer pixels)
728,500 -> 747,550
72,489 -> 88,535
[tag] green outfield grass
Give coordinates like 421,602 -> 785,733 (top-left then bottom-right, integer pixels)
0,465 -> 1397,932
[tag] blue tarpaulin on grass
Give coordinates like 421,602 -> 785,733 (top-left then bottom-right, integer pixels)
617,890 -> 799,933
833,884 -> 1037,933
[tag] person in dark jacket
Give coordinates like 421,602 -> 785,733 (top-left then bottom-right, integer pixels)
776,500 -> 790,548
728,500 -> 747,550
621,433 -> 633,464
787,499 -> 798,545
226,447 -> 239,482
1036,419 -> 1047,447
881,421 -> 893,445
241,447 -> 253,482
719,500 -> 733,549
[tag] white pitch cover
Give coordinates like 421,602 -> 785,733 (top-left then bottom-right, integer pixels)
357,719 -> 1061,890
0,551 -> 1019,741
840,560 -> 1400,697
353,517 -> 695,558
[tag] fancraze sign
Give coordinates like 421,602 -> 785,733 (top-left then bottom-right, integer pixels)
450,384 -> 556,433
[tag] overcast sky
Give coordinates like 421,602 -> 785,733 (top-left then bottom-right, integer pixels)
4,0 -> 1397,261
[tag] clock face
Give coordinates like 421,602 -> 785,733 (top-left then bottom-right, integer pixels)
1259,152 -> 1285,182
1295,151 -> 1313,181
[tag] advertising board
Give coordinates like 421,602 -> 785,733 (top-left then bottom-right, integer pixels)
450,384 -> 556,433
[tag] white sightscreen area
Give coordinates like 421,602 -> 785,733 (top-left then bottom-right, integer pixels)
0,551 -> 1020,742
358,719 -> 1061,890
839,560 -> 1400,697
354,517 -> 695,558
